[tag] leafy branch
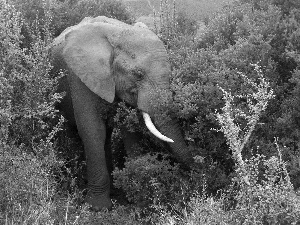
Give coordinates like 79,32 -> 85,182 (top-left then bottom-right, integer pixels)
216,64 -> 274,185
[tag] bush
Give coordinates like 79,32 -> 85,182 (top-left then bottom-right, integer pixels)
0,0 -> 22,142
74,205 -> 142,225
0,0 -> 60,148
8,0 -> 134,44
154,44 -> 299,225
159,0 -> 300,192
157,154 -> 300,225
146,0 -> 198,46
0,0 -> 63,223
50,0 -> 134,36
0,143 -> 60,224
113,154 -> 191,207
231,154 -> 300,224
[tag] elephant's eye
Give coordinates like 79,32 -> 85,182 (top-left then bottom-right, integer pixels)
133,68 -> 145,80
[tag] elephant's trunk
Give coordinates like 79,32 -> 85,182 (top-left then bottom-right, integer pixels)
142,112 -> 174,143
155,117 -> 194,166
137,84 -> 193,166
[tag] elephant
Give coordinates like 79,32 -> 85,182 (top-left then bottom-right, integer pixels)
50,16 -> 193,210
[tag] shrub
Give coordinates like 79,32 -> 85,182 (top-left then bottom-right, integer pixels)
0,0 -> 22,143
113,153 -> 191,207
240,0 -> 300,16
0,143 -> 60,224
0,0 -> 64,223
195,1 -> 300,163
159,0 -> 300,192
153,47 -> 299,225
156,195 -> 230,225
215,65 -> 274,184
213,62 -> 300,223
0,0 -> 58,148
50,0 -> 135,36
6,16 -> 60,151
74,205 -> 143,225
230,154 -> 300,224
114,102 -> 140,133
157,153 -> 300,225
145,0 -> 198,47
8,0 -> 134,44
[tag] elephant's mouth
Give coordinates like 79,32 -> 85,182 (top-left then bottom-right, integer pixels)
142,112 -> 174,143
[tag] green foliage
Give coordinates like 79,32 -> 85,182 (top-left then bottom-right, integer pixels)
113,154 -> 192,207
157,154 -> 300,225
125,0 -> 235,21
231,154 -> 300,224
153,50 -> 299,224
211,60 -> 300,223
160,0 -> 300,191
157,195 -> 230,225
0,0 -> 61,149
240,0 -> 300,16
0,0 -> 63,223
148,1 -> 300,222
62,205 -> 143,225
0,143 -> 61,224
9,0 -> 134,40
175,11 -> 198,36
7,18 -> 60,150
197,2 -> 282,51
114,102 -> 140,133
216,65 -> 274,184
0,1 -> 22,142
148,0 -> 198,44
50,0 -> 134,36
75,0 -> 133,22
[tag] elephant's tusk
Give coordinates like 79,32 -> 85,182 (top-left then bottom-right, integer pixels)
142,112 -> 174,143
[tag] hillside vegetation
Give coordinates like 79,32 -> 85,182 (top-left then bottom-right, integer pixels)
1,0 -> 300,224
124,0 -> 235,20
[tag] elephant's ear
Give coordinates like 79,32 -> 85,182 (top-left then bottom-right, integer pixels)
62,24 -> 115,103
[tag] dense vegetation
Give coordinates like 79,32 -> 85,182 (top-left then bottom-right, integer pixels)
1,0 -> 300,224
124,0 -> 235,20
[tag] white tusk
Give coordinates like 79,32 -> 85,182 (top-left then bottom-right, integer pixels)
142,112 -> 174,143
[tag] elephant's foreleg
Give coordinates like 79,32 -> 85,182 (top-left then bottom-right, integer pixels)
67,73 -> 112,210
104,122 -> 114,190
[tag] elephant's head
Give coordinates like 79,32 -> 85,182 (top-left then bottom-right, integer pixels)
51,16 -> 193,165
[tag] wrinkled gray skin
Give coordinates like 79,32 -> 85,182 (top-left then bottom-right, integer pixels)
51,16 -> 192,210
